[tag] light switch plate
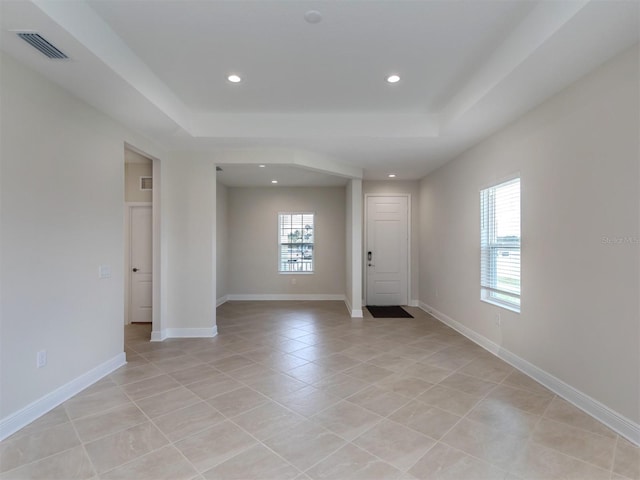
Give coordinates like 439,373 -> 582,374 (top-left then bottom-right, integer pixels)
99,265 -> 112,279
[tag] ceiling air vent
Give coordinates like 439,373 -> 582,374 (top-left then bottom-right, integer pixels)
17,33 -> 68,59
140,177 -> 152,191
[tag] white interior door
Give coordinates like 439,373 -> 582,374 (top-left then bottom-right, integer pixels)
366,196 -> 408,306
130,206 -> 152,323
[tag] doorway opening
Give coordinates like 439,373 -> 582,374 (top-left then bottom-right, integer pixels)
124,147 -> 153,325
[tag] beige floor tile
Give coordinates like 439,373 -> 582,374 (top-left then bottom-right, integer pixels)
286,362 -> 337,383
530,418 -> 616,470
437,373 -> 498,397
457,356 -> 514,383
100,445 -> 197,480
207,386 -> 269,417
0,445 -> 94,480
73,377 -> 119,399
408,442 -> 509,480
168,364 -> 226,386
109,363 -> 163,386
244,372 -> 308,398
347,385 -> 410,416
353,419 -> 435,471
312,401 -> 383,441
0,422 -> 80,473
401,363 -> 453,384
341,345 -> 382,361
466,397 -> 540,439
120,374 -> 182,400
263,421 -> 346,470
185,373 -> 243,400
420,350 -> 475,371
232,400 -> 305,441
84,422 -> 168,473
613,437 -> 640,479
441,418 -> 528,470
73,403 -> 147,442
543,397 -> 617,438
508,441 -> 611,480
153,401 -> 225,442
7,405 -> 69,439
258,353 -> 310,372
483,385 -> 553,415
375,374 -> 433,398
344,364 -> 395,383
313,353 -> 362,372
227,363 -> 279,383
209,354 -> 256,373
175,420 -> 257,473
135,386 -> 201,418
389,400 -> 461,440
501,371 -> 552,396
153,354 -> 206,373
313,373 -> 369,399
202,444 -> 299,480
63,387 -> 131,420
367,354 -> 419,373
275,385 -> 341,417
306,443 -> 403,480
416,385 -> 480,416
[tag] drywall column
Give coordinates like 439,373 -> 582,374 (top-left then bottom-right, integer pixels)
347,179 -> 363,317
158,153 -> 217,339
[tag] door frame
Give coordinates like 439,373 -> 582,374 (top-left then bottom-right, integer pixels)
363,194 -> 411,306
124,202 -> 152,324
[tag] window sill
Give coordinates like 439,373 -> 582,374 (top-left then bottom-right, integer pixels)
278,272 -> 314,275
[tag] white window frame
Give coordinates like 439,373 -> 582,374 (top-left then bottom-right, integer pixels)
278,212 -> 315,274
480,176 -> 521,313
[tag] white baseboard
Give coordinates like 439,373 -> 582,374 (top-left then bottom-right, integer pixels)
344,296 -> 363,318
227,294 -> 345,301
419,302 -> 640,446
216,295 -> 228,307
0,353 -> 126,441
152,326 -> 218,341
408,299 -> 419,307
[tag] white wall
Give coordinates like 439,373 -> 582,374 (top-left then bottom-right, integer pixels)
161,152 -> 217,337
124,163 -> 152,203
228,187 -> 345,296
419,46 -> 639,423
0,53 -> 165,422
363,180 -> 420,304
216,181 -> 229,302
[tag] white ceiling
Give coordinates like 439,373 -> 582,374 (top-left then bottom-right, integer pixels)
1,0 -> 638,185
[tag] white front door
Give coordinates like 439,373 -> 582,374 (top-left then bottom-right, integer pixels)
130,206 -> 152,323
366,196 -> 409,306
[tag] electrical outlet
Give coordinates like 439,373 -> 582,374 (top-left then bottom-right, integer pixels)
37,350 -> 47,368
291,278 -> 297,285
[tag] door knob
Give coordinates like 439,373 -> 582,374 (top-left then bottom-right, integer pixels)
132,268 -> 139,272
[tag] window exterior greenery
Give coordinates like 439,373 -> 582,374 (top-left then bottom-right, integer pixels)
279,213 -> 314,272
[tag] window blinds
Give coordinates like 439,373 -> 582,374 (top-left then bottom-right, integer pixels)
480,177 -> 521,311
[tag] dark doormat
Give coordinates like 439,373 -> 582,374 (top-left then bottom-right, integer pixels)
366,306 -> 414,318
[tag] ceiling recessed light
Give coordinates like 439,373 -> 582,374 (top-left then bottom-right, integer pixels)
227,74 -> 242,83
386,75 -> 401,84
388,174 -> 397,178
304,10 -> 322,24
271,180 -> 278,184
259,164 -> 266,168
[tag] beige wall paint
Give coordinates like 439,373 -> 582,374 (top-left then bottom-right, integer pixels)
228,187 -> 346,295
419,46 -> 640,422
216,181 -> 229,301
124,163 -> 152,203
363,181 -> 420,304
0,53 -> 165,419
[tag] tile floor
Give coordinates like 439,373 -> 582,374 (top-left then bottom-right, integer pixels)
1,301 -> 638,479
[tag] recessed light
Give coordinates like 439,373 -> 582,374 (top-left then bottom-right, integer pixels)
271,180 -> 278,184
259,164 -> 266,168
227,74 -> 242,83
386,75 -> 400,84
388,174 -> 397,178
304,10 -> 322,24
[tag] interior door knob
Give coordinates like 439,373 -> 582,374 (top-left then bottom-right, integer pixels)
132,267 -> 139,272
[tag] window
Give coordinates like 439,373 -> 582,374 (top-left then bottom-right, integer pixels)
278,213 -> 314,273
480,177 -> 521,312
